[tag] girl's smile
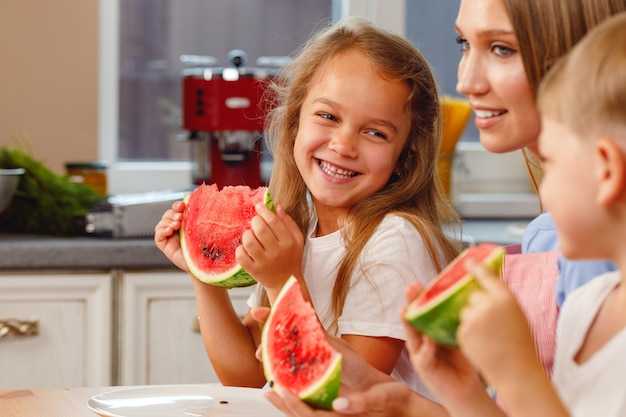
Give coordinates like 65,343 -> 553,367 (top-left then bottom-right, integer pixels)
317,159 -> 359,182
293,49 -> 411,225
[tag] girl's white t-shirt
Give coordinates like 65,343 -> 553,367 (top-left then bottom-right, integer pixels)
249,213 -> 440,399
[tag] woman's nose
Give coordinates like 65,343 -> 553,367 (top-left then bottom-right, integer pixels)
456,52 -> 488,97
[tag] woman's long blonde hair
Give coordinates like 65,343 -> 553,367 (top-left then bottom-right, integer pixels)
264,17 -> 461,332
503,0 -> 626,195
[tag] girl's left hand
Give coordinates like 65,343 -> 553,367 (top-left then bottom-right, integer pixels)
236,203 -> 304,294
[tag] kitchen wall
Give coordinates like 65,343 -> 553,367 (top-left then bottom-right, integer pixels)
0,0 -> 98,174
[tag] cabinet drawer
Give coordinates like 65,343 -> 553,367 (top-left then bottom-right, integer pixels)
0,272 -> 113,389
119,271 -> 254,385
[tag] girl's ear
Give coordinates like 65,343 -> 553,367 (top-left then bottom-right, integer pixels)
595,138 -> 626,206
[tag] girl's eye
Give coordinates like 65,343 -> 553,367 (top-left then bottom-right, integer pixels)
492,44 -> 515,57
318,112 -> 337,122
366,130 -> 388,140
455,35 -> 469,52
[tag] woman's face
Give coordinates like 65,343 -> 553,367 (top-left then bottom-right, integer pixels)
455,0 -> 541,154
293,49 -> 411,222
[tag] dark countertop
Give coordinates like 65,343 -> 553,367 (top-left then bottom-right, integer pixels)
0,219 -> 530,270
0,234 -> 176,270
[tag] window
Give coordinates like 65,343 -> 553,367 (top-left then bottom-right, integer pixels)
99,1 -> 467,195
100,0 -> 332,194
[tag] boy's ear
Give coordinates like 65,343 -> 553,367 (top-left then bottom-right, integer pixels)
595,138 -> 626,206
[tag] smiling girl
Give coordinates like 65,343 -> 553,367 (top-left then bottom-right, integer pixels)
155,17 -> 460,396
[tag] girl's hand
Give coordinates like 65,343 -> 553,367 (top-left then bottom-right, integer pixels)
457,261 -> 538,387
154,201 -> 189,272
237,204 -> 304,294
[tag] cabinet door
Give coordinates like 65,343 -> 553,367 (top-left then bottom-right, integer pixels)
119,271 -> 253,385
0,272 -> 113,389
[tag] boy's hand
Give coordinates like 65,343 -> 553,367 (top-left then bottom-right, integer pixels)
402,283 -> 487,410
457,261 -> 537,386
154,200 -> 189,272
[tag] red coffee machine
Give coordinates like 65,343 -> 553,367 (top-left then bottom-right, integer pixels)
181,50 -> 281,188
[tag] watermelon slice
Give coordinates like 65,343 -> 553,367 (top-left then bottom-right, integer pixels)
261,276 -> 342,410
404,243 -> 504,347
180,183 -> 274,288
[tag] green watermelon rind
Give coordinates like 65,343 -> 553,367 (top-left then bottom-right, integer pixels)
404,244 -> 504,347
180,187 -> 274,289
299,354 -> 342,410
261,276 -> 342,410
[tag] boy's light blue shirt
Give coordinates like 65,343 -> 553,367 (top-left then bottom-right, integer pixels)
521,212 -> 616,307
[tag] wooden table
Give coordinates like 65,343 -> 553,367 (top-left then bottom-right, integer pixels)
0,387 -> 107,417
0,385 -> 284,417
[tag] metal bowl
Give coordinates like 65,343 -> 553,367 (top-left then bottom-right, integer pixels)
0,168 -> 25,215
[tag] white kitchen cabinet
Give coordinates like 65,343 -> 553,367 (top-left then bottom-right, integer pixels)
118,271 -> 254,385
0,271 -> 113,389
0,269 -> 254,389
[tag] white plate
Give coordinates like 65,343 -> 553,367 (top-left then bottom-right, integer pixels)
87,384 -> 283,417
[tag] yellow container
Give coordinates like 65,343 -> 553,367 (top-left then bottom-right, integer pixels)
65,162 -> 108,196
439,96 -> 472,198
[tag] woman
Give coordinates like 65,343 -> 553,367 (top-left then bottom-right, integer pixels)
455,0 -> 620,376
456,0 -> 617,306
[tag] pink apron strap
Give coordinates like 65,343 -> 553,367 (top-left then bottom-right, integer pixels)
505,243 -> 522,255
501,244 -> 560,376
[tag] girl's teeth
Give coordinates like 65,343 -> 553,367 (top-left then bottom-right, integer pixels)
319,160 -> 356,179
474,110 -> 505,118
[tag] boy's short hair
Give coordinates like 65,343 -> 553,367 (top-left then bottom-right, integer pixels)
537,12 -> 626,141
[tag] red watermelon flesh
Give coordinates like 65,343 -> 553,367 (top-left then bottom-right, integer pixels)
417,242 -> 501,306
262,276 -> 342,410
404,242 -> 504,346
180,183 -> 273,288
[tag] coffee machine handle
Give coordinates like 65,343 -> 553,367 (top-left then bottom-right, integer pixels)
179,54 -> 218,66
256,56 -> 292,67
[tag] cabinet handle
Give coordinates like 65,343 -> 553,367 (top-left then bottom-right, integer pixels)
0,319 -> 39,339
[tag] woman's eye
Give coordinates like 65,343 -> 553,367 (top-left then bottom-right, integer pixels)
455,35 -> 469,52
492,44 -> 515,57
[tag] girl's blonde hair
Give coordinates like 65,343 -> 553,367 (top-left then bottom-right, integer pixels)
538,12 -> 626,142
264,16 -> 461,332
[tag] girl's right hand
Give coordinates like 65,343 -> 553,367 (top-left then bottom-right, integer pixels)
154,200 -> 189,272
